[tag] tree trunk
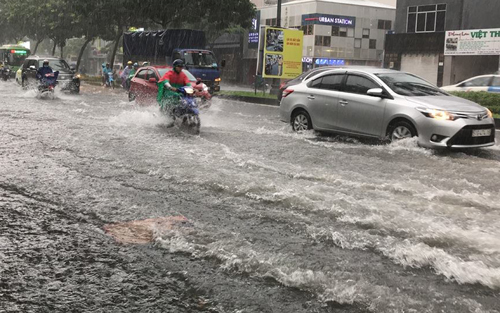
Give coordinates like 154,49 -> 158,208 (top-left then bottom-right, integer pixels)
51,41 -> 57,56
60,45 -> 64,59
109,31 -> 123,71
76,38 -> 92,72
32,39 -> 43,55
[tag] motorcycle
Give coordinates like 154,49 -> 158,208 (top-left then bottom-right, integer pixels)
1,66 -> 11,81
164,86 -> 201,135
193,78 -> 212,109
38,71 -> 59,98
106,71 -> 114,88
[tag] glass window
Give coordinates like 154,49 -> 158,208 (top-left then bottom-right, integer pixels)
315,36 -> 330,47
416,13 -> 426,32
436,11 -> 446,31
408,6 -> 417,13
369,39 -> 377,49
38,59 -> 70,71
407,13 -> 416,33
362,28 -> 370,38
378,20 -> 392,30
491,76 -> 500,87
460,76 -> 492,87
376,73 -> 447,96
418,5 -> 436,12
408,4 -> 446,33
136,69 -> 147,80
437,4 -> 447,10
183,51 -> 217,68
354,38 -> 362,49
344,75 -> 379,95
332,26 -> 339,36
146,70 -> 155,80
308,74 -> 344,90
303,25 -> 314,35
339,27 -> 347,37
426,12 -> 436,32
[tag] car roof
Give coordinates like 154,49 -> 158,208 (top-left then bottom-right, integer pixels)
305,66 -> 402,77
26,55 -> 63,60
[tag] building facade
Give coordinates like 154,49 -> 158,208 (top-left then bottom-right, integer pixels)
213,0 -> 395,84
385,0 -> 500,86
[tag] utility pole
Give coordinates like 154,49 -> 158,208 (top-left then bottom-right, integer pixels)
271,0 -> 283,96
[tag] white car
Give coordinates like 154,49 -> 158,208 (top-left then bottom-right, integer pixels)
441,74 -> 500,93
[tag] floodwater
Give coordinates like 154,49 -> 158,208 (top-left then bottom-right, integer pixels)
1,81 -> 499,312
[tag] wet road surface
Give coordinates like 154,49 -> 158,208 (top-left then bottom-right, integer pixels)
1,81 -> 500,312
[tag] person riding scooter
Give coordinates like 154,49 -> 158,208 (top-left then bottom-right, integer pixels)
36,60 -> 54,81
157,59 -> 192,112
121,61 -> 133,89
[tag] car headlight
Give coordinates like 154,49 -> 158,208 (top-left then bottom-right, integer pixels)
486,108 -> 493,119
215,78 -> 221,82
416,107 -> 456,121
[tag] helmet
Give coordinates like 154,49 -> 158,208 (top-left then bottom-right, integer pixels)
43,59 -> 49,65
106,63 -> 110,66
142,62 -> 149,66
172,59 -> 184,68
127,61 -> 133,65
133,62 -> 139,67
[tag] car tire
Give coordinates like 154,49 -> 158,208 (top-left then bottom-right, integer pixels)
387,120 -> 417,141
291,110 -> 312,131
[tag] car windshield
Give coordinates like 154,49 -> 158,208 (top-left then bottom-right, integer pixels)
38,59 -> 70,71
376,73 -> 448,96
157,68 -> 196,81
183,52 -> 217,68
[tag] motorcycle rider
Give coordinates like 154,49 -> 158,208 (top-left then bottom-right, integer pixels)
121,61 -> 133,89
102,63 -> 112,86
36,59 -> 54,81
157,59 -> 191,111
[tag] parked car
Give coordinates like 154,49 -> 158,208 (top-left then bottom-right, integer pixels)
280,67 -> 495,149
128,66 -> 211,104
20,55 -> 80,93
441,74 -> 500,93
278,66 -> 341,101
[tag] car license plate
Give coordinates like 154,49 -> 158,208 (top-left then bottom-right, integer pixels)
472,129 -> 491,137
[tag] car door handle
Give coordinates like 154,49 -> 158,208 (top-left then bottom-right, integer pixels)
307,95 -> 315,100
339,100 -> 348,106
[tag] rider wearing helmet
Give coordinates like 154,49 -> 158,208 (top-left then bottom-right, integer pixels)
36,59 -> 54,80
121,61 -> 133,89
157,59 -> 191,109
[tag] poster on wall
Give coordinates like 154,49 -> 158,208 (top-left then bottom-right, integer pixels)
262,26 -> 303,79
444,28 -> 500,55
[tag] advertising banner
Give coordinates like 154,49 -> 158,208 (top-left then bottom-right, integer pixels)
301,13 -> 356,28
263,27 -> 303,79
444,28 -> 500,55
248,11 -> 261,49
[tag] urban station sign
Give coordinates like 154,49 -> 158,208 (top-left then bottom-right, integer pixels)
248,11 -> 261,49
445,28 -> 500,55
301,13 -> 356,27
262,26 -> 304,79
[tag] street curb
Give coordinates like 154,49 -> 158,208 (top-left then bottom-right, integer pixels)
215,94 -> 279,106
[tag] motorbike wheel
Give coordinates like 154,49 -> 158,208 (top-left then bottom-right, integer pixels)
128,92 -> 136,102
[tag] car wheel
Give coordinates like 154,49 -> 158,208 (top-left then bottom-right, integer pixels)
388,121 -> 417,141
128,92 -> 136,102
291,110 -> 312,131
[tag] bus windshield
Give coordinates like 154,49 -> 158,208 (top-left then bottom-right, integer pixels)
182,51 -> 218,68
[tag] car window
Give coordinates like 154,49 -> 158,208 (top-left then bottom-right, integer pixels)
38,59 -> 70,71
376,73 -> 447,96
491,76 -> 500,87
146,70 -> 155,80
344,75 -> 379,95
459,76 -> 491,87
136,69 -> 147,80
27,60 -> 37,69
308,74 -> 344,91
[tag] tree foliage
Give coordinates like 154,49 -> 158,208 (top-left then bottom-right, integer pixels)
0,0 -> 256,70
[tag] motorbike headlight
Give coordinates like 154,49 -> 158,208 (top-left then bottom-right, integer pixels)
74,74 -> 81,79
486,108 -> 493,119
416,107 -> 456,121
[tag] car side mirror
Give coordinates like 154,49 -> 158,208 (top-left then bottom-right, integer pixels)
221,60 -> 226,68
29,65 -> 36,71
367,88 -> 384,97
148,77 -> 157,83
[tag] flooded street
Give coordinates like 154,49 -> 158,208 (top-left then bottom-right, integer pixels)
1,81 -> 500,312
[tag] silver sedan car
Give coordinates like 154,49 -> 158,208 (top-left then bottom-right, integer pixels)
280,67 -> 496,149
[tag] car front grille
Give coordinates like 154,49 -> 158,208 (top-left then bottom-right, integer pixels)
447,125 -> 496,147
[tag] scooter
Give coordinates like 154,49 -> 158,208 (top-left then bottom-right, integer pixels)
38,71 -> 59,98
169,86 -> 201,135
106,71 -> 114,89
1,66 -> 11,81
